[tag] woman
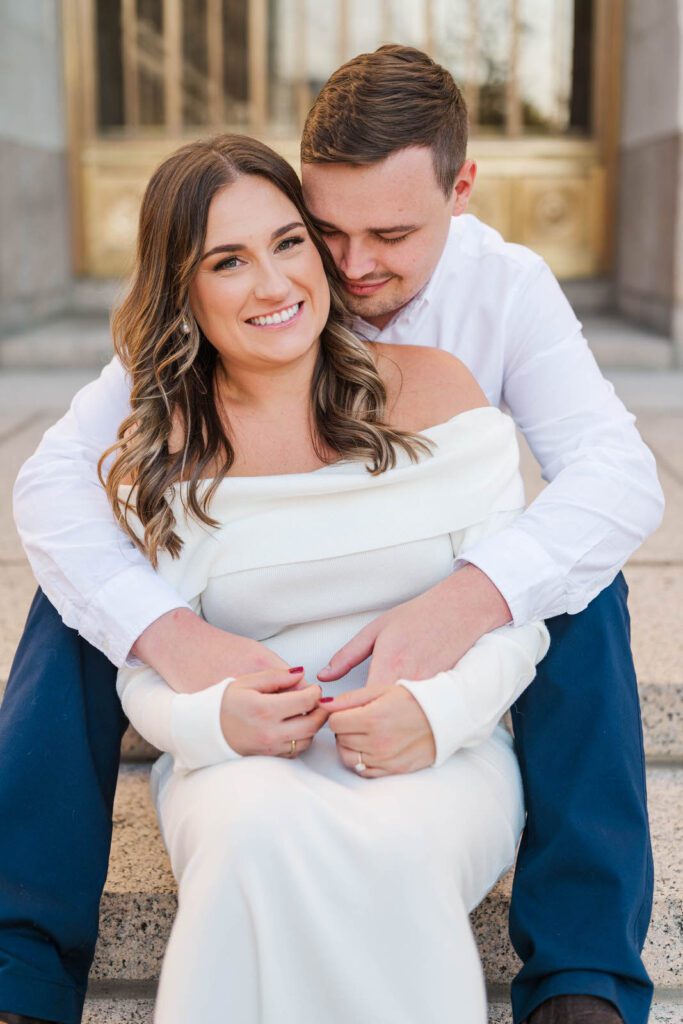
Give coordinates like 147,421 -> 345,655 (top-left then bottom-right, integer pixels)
106,134 -> 549,1024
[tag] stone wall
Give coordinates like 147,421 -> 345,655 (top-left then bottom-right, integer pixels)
617,1 -> 683,361
0,1 -> 71,336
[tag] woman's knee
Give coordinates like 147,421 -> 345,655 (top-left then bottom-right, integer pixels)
162,757 -> 313,863
437,744 -> 524,903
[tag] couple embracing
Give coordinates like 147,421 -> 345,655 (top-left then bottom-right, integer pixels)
0,44 -> 662,1024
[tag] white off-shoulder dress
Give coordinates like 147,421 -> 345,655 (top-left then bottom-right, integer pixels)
116,407 -> 549,1024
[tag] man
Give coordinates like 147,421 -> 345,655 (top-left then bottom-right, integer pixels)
1,45 -> 662,1024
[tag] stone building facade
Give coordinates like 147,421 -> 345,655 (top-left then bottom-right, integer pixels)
2,0 -> 683,364
0,1 -> 71,335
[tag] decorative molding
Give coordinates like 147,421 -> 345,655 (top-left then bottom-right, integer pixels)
63,0 -> 622,282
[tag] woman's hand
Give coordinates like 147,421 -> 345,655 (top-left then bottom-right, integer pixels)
326,685 -> 436,778
220,667 -> 330,757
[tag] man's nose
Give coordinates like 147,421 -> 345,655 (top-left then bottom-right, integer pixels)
337,239 -> 376,281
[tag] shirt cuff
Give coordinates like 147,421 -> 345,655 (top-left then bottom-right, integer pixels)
457,524 -> 567,625
395,622 -> 549,768
71,565 -> 193,667
396,671 -> 473,768
170,677 -> 243,771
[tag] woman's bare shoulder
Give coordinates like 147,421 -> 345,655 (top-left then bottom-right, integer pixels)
371,342 -> 489,432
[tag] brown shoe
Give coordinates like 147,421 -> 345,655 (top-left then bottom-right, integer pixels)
0,1013 -> 56,1024
528,995 -> 623,1023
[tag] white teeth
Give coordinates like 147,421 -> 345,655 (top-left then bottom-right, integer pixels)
249,303 -> 300,326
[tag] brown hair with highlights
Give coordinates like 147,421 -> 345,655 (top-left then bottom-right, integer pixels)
301,44 -> 468,196
99,134 -> 432,566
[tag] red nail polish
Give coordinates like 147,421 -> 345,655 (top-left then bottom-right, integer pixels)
288,666 -> 305,674
319,697 -> 335,703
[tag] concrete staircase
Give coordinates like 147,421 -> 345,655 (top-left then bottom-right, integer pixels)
82,763 -> 682,1023
0,370 -> 682,1022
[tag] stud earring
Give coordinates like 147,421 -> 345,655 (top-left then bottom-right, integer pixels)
180,319 -> 191,334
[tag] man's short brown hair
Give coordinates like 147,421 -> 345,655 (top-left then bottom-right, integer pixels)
301,44 -> 468,197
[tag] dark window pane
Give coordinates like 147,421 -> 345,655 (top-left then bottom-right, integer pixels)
95,0 -> 124,128
137,0 -> 164,127
91,1 -> 595,138
570,0 -> 593,132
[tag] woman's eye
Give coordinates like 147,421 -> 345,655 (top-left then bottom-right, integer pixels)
276,236 -> 305,252
213,256 -> 241,271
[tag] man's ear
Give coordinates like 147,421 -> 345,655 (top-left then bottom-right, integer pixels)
450,160 -> 477,216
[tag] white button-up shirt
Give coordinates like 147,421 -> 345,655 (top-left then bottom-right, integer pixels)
12,215 -> 664,667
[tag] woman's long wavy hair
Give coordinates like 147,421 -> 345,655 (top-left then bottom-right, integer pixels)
100,134 -> 432,566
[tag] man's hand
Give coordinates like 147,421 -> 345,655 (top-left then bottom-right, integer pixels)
317,565 -> 511,689
326,684 -> 436,777
132,608 -> 295,694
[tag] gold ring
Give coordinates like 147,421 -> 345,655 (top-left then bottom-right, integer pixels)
290,738 -> 297,757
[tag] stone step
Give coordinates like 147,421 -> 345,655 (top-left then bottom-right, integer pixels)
79,993 -> 683,1022
89,765 -> 683,994
487,1000 -> 683,1023
83,998 -> 154,1024
628,564 -> 683,764
0,315 -> 112,370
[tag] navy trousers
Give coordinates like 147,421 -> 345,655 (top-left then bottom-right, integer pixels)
0,575 -> 653,1023
0,589 -> 128,1023
509,573 -> 653,1023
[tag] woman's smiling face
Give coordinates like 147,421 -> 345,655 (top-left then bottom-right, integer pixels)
189,174 -> 331,377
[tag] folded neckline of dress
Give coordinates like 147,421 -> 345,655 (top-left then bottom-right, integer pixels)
117,406 -> 507,495
115,405 -> 524,593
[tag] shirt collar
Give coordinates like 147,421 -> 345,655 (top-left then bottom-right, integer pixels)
418,216 -> 460,311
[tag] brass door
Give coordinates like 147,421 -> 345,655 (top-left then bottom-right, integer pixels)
63,0 -> 621,279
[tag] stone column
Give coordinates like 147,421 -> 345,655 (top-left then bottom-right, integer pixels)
616,1 -> 683,363
0,1 -> 71,336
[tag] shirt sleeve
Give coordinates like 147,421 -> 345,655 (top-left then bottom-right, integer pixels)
395,620 -> 549,767
397,511 -> 550,767
116,665 -> 243,771
12,355 -> 192,667
459,259 -> 664,623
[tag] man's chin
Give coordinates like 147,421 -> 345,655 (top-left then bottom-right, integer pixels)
342,288 -> 403,321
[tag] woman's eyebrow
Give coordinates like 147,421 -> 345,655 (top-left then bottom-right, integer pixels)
202,221 -> 305,259
271,220 -> 305,240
